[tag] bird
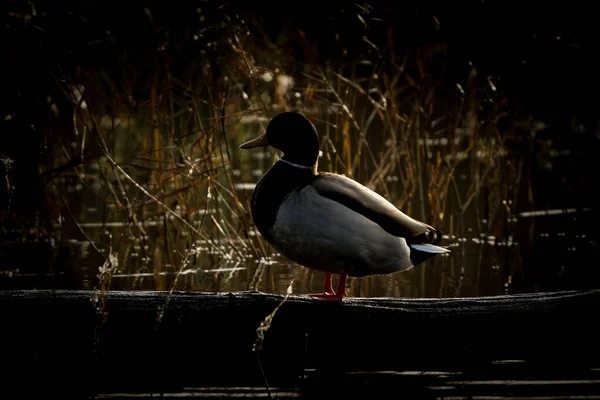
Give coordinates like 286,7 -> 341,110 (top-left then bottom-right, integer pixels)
239,111 -> 450,301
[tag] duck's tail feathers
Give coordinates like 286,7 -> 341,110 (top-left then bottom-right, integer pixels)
409,243 -> 450,253
409,243 -> 450,266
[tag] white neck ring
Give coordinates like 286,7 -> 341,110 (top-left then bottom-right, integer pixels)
278,158 -> 314,170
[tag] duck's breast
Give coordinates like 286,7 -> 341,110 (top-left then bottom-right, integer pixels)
268,185 -> 414,277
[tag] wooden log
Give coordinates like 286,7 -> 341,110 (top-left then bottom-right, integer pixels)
1,289 -> 599,399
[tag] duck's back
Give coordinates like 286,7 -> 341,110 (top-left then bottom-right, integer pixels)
310,173 -> 434,239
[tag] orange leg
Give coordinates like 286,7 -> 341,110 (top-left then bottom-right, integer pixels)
308,273 -> 348,302
323,273 -> 335,295
307,273 -> 336,298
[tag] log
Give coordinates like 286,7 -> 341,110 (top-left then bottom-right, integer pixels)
1,289 -> 600,399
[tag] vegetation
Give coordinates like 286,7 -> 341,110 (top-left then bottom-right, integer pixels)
1,1 -> 598,299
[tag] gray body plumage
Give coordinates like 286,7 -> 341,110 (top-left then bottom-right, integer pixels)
266,172 -> 448,277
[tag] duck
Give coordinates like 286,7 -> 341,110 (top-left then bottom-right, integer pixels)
240,111 -> 450,301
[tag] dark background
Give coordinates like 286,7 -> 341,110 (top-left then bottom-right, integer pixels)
4,0 -> 600,124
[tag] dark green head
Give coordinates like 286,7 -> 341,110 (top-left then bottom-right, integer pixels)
240,112 -> 320,167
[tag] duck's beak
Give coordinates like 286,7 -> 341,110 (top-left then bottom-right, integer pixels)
240,133 -> 269,149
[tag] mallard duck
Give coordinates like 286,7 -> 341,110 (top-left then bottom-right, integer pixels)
240,112 -> 449,301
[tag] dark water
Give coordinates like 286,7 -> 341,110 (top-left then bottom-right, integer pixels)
93,363 -> 600,399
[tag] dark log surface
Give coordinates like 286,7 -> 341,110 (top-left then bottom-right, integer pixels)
1,289 -> 600,399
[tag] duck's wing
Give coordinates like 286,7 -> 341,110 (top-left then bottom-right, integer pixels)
311,173 -> 441,243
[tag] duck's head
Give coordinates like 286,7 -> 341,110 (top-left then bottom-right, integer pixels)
240,112 -> 320,168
